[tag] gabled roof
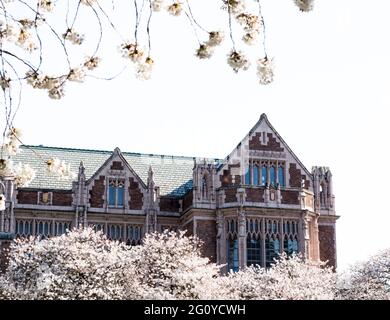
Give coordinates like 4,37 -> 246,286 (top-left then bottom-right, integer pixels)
85,147 -> 148,190
13,145 -> 196,197
217,113 -> 312,177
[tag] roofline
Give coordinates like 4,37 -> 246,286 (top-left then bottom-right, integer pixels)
21,145 -> 215,162
217,114 -> 312,178
263,115 -> 312,178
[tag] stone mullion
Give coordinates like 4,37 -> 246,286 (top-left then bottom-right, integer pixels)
123,223 -> 127,242
266,160 -> 270,186
249,159 -> 253,185
51,219 -> 56,237
280,218 -> 284,254
261,217 -> 266,268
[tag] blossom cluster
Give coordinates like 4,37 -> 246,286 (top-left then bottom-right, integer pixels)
0,158 -> 36,188
0,193 -> 5,211
120,42 -> 155,80
25,54 -> 99,99
0,228 -> 340,300
257,56 -> 274,85
46,158 -> 76,180
0,127 -> 38,187
227,50 -> 250,73
294,0 -> 314,12
1,128 -> 22,156
236,13 -> 261,45
167,2 -> 183,16
221,0 -> 246,14
336,248 -> 390,300
194,31 -> 225,60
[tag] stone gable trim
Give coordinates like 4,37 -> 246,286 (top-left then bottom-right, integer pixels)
14,204 -> 74,211
86,148 -> 147,190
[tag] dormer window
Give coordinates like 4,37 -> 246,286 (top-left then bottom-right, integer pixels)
108,178 -> 124,208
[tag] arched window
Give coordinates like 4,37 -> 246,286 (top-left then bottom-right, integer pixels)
261,165 -> 267,186
265,235 -> 280,268
227,237 -> 239,272
245,165 -> 251,185
117,184 -> 124,206
270,166 -> 276,187
253,165 -> 259,186
284,236 -> 299,256
38,221 -> 44,235
202,175 -> 208,198
108,179 -> 125,208
247,237 -> 262,267
278,165 -> 285,187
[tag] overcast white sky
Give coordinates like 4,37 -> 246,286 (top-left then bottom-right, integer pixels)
8,0 -> 390,270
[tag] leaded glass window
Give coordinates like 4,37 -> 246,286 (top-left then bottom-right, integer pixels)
261,165 -> 267,186
270,165 -> 276,187
108,178 -> 125,208
247,237 -> 262,267
278,165 -> 285,187
253,165 -> 259,186
265,236 -> 280,268
284,236 -> 299,256
227,238 -> 239,272
245,165 -> 251,185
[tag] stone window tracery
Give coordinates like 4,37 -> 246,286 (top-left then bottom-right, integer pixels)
36,220 -> 52,239
54,221 -> 71,236
283,220 -> 299,255
15,219 -> 33,237
108,178 -> 125,208
126,224 -> 142,245
270,165 -> 276,187
278,164 -> 285,187
107,224 -> 122,240
244,164 -> 251,185
226,218 -> 239,272
253,165 -> 259,186
245,160 -> 286,188
246,218 -> 262,267
264,219 -> 281,267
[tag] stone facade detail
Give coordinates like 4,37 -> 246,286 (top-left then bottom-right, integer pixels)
0,114 -> 339,272
89,176 -> 105,208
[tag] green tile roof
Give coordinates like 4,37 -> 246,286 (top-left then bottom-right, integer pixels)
12,145 -> 201,197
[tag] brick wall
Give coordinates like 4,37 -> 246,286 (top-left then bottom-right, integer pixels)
289,163 -> 310,189
129,177 -> 143,210
245,188 -> 264,202
110,161 -> 124,170
196,220 -> 216,263
281,190 -> 299,205
249,132 -> 284,152
224,188 -> 237,203
160,197 -> 180,212
319,225 -> 336,269
52,191 -> 72,206
220,163 -> 241,187
182,191 -> 193,212
17,190 -> 37,204
90,175 -> 105,208
182,220 -> 194,237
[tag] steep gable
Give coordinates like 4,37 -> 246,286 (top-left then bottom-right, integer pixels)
216,114 -> 312,190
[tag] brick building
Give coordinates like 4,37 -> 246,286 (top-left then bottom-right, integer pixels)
0,114 -> 338,271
